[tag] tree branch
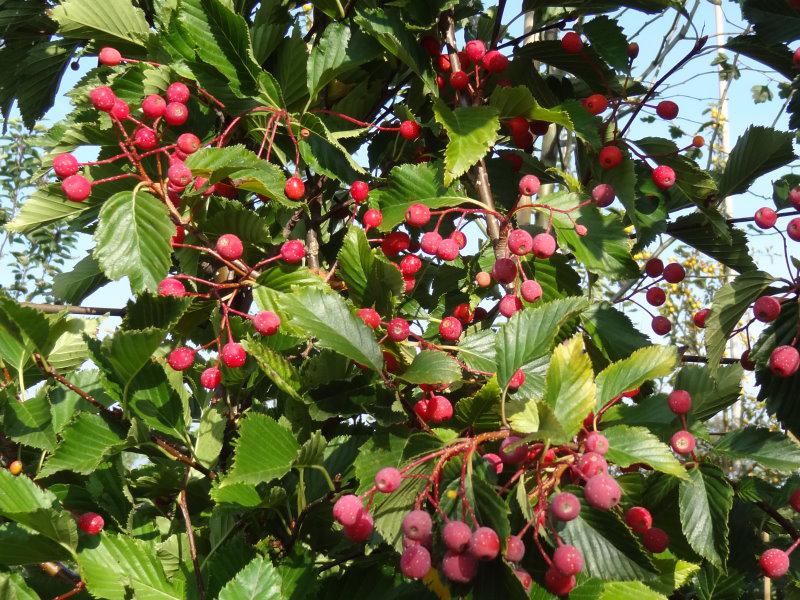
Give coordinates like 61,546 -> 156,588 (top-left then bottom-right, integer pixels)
20,302 -> 125,317
178,481 -> 206,600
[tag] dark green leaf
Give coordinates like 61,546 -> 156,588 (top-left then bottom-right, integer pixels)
717,126 -> 796,198
678,464 -> 733,568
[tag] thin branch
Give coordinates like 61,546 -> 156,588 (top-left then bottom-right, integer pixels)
20,302 -> 125,317
34,354 -> 123,418
680,354 -> 740,365
178,480 -> 206,600
756,499 -> 800,540
490,0 -> 507,49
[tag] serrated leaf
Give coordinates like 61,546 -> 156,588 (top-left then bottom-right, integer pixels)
39,412 -> 127,478
583,16 -> 629,71
675,363 -> 743,421
121,294 -> 191,331
541,334 -> 595,438
604,425 -> 688,479
218,555 -> 282,600
694,563 -> 744,600
0,524 -> 72,566
668,213 -> 755,273
457,329 -> 497,373
5,186 -> 98,235
52,0 -> 150,46
516,41 -> 619,93
595,345 -> 678,408
714,427 -> 800,473
581,304 -> 650,363
455,380 -> 501,433
0,571 -> 40,599
106,328 -> 166,386
16,40 -> 77,128
741,0 -> 800,43
128,361 -> 188,439
399,350 -> 462,385
307,23 -> 380,101
726,34 -> 797,80
433,99 -> 500,185
195,405 -> 226,470
225,413 -> 299,486
242,338 -> 303,401
678,464 -> 733,568
47,317 -> 98,374
717,126 -> 795,198
337,226 -> 403,314
3,390 -> 56,451
52,253 -> 108,304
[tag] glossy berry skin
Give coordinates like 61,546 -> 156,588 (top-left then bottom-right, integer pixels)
643,527 -> 670,553
348,180 -> 369,203
561,32 -> 584,54
167,162 -> 192,188
89,86 -> 116,111
215,234 -> 244,261
142,94 -> 167,119
469,527 -> 500,561
790,187 -> 800,209
574,224 -> 588,237
788,218 -> 800,241
158,277 -> 186,297
663,262 -> 685,283
167,347 -> 195,371
441,551 -> 478,583
544,567 -> 576,597
134,127 -> 158,150
177,133 -> 201,154
110,99 -> 130,120
464,39 -> 486,62
164,102 -> 189,126
172,224 -> 186,246
770,345 -> 800,377
452,303 -> 472,325
333,494 -> 363,526
499,294 -> 522,318
280,240 -> 305,263
760,548 -> 790,579
492,258 -> 517,284
99,47 -> 122,66
670,430 -> 696,455
576,452 -> 608,478
645,258 -> 664,277
53,153 -> 80,178
520,279 -> 543,303
645,287 -> 666,307
553,545 -> 583,576
668,390 -> 692,415
754,207 -> 777,229
508,369 -> 526,392
419,231 -> 442,255
439,316 -> 462,341
740,350 -> 756,371
387,317 -> 410,341
253,311 -> 280,335
443,520 -> 472,553
652,315 -> 671,336
381,232 -> 410,257
403,510 -> 432,541
375,467 -> 401,493
436,238 -> 460,261
550,492 -> 581,522
356,308 -> 381,330
584,473 -> 622,510
363,208 -> 383,229
499,436 -> 528,464
531,233 -> 556,259
167,82 -> 191,103
592,183 -> 615,207
790,489 -> 800,512
413,399 -> 429,420
221,342 -> 247,368
514,569 -> 533,593
62,175 -> 92,202
8,460 -> 22,475
200,367 -> 222,389
628,42 -> 640,58
508,229 -> 533,256
625,506 -> 653,535
405,203 -> 431,227
585,431 -> 609,455
400,545 -> 431,579
656,100 -> 679,120
284,176 -> 305,200
652,165 -> 676,190
399,120 -> 421,141
427,395 -> 453,422
344,512 -> 373,542
504,535 -> 526,562
693,308 -> 710,328
78,513 -> 105,535
519,174 -> 541,196
583,94 -> 608,115
475,271 -> 491,287
753,295 -> 781,323
450,70 -> 469,90
599,145 -> 623,169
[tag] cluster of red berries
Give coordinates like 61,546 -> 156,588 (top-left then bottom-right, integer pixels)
421,37 -> 509,96
666,390 -> 696,457
638,258 -> 689,335
754,186 -> 800,241
624,505 -> 669,553
759,489 -> 800,579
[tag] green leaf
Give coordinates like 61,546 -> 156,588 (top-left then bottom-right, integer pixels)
583,16 -> 629,71
541,334 -> 596,438
581,304 -> 650,363
127,362 -> 188,439
399,350 -> 462,385
5,186 -> 98,235
433,99 -> 501,185
47,317 -> 98,374
694,563 -> 744,600
121,294 -> 191,332
242,338 -> 303,401
16,40 -> 77,128
713,427 -> 800,473
39,412 -> 128,478
106,328 -> 166,387
717,126 -> 796,198
372,463 -> 430,549
201,198 -> 272,246
668,213 -> 755,274
455,380 -> 501,433
52,253 -> 107,304
279,288 -> 383,371
507,398 -> 539,435
604,425 -> 688,479
0,571 -> 39,599
678,464 -> 733,568
2,390 -> 56,451
598,581 -> 668,600
219,555 -> 282,600
52,0 -> 150,47
726,34 -> 797,80
495,296 -> 588,388
458,329 -> 497,373
307,23 -> 380,101
0,523 -> 72,566
595,345 -> 679,408
704,271 -> 774,369
93,191 -> 173,293
675,363 -> 743,421
337,226 -> 403,314
516,41 -> 618,93
195,405 -> 226,470
741,0 -> 800,43
225,413 -> 300,486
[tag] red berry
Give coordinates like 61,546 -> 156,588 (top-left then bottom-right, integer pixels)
512,129 -> 533,150
62,175 -> 92,202
506,117 -> 529,137
530,120 -> 550,135
550,492 -> 581,522
253,310 -> 280,335
499,294 -> 523,318
469,527 -> 500,561
646,286 -> 666,307
450,229 -> 467,248
200,367 -> 221,389
544,567 -> 576,596
514,568 -> 533,592
520,279 -> 543,303
531,232 -> 556,259
356,308 -> 381,329
142,94 -> 167,119
794,47 -> 800,69
643,527 -> 670,553
741,350 -> 756,371
583,94 -> 608,115
439,316 -> 462,341
693,308 -> 710,328
663,262 -> 685,283
584,473 -> 621,510
110,99 -> 130,120
667,390 -> 692,415
754,207 -> 777,229
99,47 -> 122,66
625,506 -> 653,535
652,165 -> 676,190
482,50 -> 508,73
464,39 -> 486,62
553,545 -> 583,576
760,548 -> 790,579
363,208 -> 383,229
628,42 -> 640,58
788,217 -> 800,241
167,346 -> 195,371
167,162 -> 192,188
221,342 -> 247,368
215,234 -> 244,261
508,369 -> 526,392
375,467 -> 401,493
508,229 -> 533,256
645,258 -> 664,277
158,277 -> 186,297
592,183 -> 616,207
656,100 -> 679,120
403,510 -> 432,541
398,254 -> 421,277
164,102 -> 189,126
599,145 -> 623,169
452,303 -> 472,325
421,35 -> 440,57
770,345 -> 800,377
280,240 -> 305,263
492,258 -> 517,284
652,315 -> 671,336
177,133 -> 201,154
670,430 -> 696,455
561,32 -> 584,54
166,82 -> 191,104
134,127 -> 158,150
78,513 -> 104,535
387,317 -> 410,341
343,512 -> 373,542
790,489 -> 800,512
53,153 -> 80,178
499,436 -> 528,464
585,431 -> 609,455
504,535 -> 526,562
441,550 -> 478,583
399,120 -> 421,141
692,135 -> 705,148
381,232 -> 410,257
284,176 -> 305,200
400,545 -> 431,579
576,452 -> 608,478
333,494 -> 363,526
405,203 -> 431,227
483,453 -> 503,474
427,395 -> 453,422
419,231 -> 442,255
574,224 -> 588,236
789,187 -> 800,209
501,151 -> 523,171
349,180 -> 369,203
754,296 -> 781,322
413,398 -> 429,419
89,86 -> 116,111
519,174 -> 540,196
450,70 -> 469,90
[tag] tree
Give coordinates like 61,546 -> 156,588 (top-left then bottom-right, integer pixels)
1,1 -> 800,598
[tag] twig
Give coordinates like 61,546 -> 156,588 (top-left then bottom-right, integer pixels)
178,478 -> 206,600
20,302 -> 125,317
680,354 -> 740,365
34,354 -> 122,418
755,499 -> 800,540
490,0 -> 507,49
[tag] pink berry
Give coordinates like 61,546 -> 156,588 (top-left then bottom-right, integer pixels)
508,229 -> 533,256
553,545 -> 583,576
652,315 -> 671,336
656,100 -> 679,120
643,527 -> 670,553
280,240 -> 305,263
499,436 -> 528,464
78,513 -> 104,535
427,395 -> 453,422
491,258 -> 517,284
333,494 -> 363,527
89,86 -> 116,111
753,295 -> 781,322
667,390 -> 692,415
592,183 -> 615,207
514,568 -> 533,592
544,567 -> 576,596
663,262 -> 685,283
177,133 -> 201,154
142,94 -> 167,119
375,467 -> 401,493
464,39 -> 486,62
789,187 -> 800,209
164,102 -> 189,126
646,287 -> 666,307
584,473 -> 621,510
754,207 -> 777,229
134,127 -> 158,150
420,231 -> 442,255
499,294 -> 523,318
221,342 -> 247,368
62,175 -> 92,202
483,453 -> 503,474
599,145 -> 623,169
519,174 -> 540,196
520,279 -> 543,303
166,82 -> 191,104
110,99 -> 130,120
504,536 -> 525,562
400,545 -> 431,579
625,506 -> 653,535
760,548 -> 790,579
363,208 -> 383,229
469,527 -> 500,561
405,203 -> 431,227
284,176 -> 305,200
550,492 -> 581,522
482,50 -> 508,73
439,316 -> 462,341
399,120 -> 421,141
441,550 -> 477,583
693,308 -> 710,328
443,520 -> 472,553
652,165 -> 676,190
585,431 -> 609,455
349,180 -> 369,203
531,233 -> 556,259
399,254 -> 422,277
413,399 -> 429,420
450,230 -> 467,249
158,277 -> 186,297
356,308 -> 381,329
167,162 -> 192,188
788,218 -> 800,241
344,512 -> 373,542
387,317 -> 410,341
508,368 -> 526,392
770,345 -> 800,377
216,234 -> 244,261
167,346 -> 195,371
403,510 -> 433,541
576,452 -> 608,478
200,367 -> 221,389
561,32 -> 584,54
98,47 -> 122,66
53,153 -> 80,178
670,430 -> 696,455
436,238 -> 460,261
253,311 -> 280,336
645,258 -> 664,277
574,224 -> 588,237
